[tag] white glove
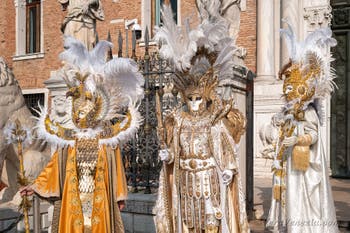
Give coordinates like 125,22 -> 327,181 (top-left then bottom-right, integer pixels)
272,160 -> 282,170
222,170 -> 235,185
159,149 -> 170,162
282,136 -> 298,147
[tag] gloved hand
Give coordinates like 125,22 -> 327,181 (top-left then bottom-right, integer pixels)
222,169 -> 236,185
159,148 -> 170,162
282,136 -> 298,147
272,159 -> 282,170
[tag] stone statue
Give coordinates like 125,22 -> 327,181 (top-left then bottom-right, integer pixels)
58,0 -> 104,50
51,94 -> 74,128
0,57 -> 48,203
259,114 -> 281,159
196,0 -> 241,43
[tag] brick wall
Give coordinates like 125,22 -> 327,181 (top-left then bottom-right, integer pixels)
0,0 -> 16,68
236,0 -> 257,73
0,0 -> 256,90
0,0 -> 143,90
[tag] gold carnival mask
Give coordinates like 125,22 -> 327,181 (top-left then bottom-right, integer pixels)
281,54 -> 320,102
280,53 -> 321,120
66,72 -> 104,129
282,63 -> 318,103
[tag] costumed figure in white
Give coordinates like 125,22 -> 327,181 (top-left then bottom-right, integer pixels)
265,22 -> 339,233
153,5 -> 249,233
58,0 -> 104,50
20,37 -> 144,233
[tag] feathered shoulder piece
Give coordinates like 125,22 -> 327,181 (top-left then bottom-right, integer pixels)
35,37 -> 144,148
279,20 -> 337,122
154,5 -> 237,97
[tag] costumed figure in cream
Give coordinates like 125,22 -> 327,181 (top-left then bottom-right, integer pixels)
58,0 -> 104,50
265,21 -> 339,233
20,37 -> 144,233
153,6 -> 249,233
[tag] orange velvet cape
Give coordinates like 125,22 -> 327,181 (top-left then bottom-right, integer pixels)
32,145 -> 127,233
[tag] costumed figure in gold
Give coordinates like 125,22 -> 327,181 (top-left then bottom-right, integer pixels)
20,37 -> 144,233
58,0 -> 104,50
153,6 -> 249,233
265,21 -> 339,232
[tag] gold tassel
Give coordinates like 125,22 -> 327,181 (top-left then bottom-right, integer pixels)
273,185 -> 281,201
292,145 -> 310,171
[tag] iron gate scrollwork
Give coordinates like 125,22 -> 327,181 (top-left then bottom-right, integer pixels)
121,28 -> 177,194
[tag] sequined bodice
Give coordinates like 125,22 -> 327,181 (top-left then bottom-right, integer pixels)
179,115 -> 212,159
76,138 -> 99,193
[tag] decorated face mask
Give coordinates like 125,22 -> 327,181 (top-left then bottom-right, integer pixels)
71,93 -> 102,129
66,73 -> 105,129
186,94 -> 204,113
283,64 -> 316,103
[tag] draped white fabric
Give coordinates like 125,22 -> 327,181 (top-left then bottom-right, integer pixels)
266,106 -> 339,233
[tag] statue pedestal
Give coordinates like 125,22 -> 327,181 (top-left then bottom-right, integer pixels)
121,193 -> 157,233
44,69 -> 74,130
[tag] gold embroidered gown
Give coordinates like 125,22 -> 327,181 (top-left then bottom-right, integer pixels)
154,110 -> 249,233
33,139 -> 128,233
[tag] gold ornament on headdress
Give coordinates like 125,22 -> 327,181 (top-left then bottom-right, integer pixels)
43,70 -> 133,141
173,47 -> 219,104
280,53 -> 321,120
64,72 -> 105,129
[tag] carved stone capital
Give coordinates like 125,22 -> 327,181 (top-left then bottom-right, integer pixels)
14,0 -> 26,8
304,5 -> 332,27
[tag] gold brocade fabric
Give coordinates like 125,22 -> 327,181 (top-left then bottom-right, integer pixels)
33,146 -> 127,233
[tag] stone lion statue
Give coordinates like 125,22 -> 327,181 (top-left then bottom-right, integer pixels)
0,57 -> 49,203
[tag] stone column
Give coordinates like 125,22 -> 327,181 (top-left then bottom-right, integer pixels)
254,1 -> 284,181
281,0 -> 301,65
256,0 -> 275,83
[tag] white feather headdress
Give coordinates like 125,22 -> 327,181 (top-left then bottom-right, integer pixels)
60,36 -> 144,120
280,20 -> 337,100
34,37 -> 144,148
280,20 -> 337,124
154,5 -> 237,92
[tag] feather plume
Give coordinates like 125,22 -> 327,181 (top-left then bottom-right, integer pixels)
280,20 -> 297,60
59,37 -> 144,121
155,4 -> 236,92
280,20 -> 337,116
154,5 -> 204,72
59,36 -> 113,74
197,20 -> 230,52
99,100 -> 143,147
32,104 -> 75,148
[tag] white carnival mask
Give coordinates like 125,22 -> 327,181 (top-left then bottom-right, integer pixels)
187,95 -> 203,112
